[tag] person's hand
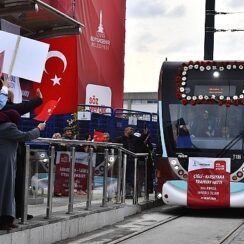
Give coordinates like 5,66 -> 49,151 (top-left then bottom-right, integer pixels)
36,88 -> 43,99
37,123 -> 46,131
1,79 -> 9,88
143,127 -> 149,136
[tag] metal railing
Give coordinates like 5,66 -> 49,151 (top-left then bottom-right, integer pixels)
21,138 -> 149,223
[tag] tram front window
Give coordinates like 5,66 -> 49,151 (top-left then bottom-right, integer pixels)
169,104 -> 244,150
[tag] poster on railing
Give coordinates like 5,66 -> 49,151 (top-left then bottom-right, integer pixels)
187,157 -> 230,208
54,151 -> 96,196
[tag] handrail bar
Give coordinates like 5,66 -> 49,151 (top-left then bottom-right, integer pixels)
34,138 -> 122,148
34,138 -> 148,158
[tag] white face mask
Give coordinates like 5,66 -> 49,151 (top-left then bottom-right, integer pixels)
134,132 -> 141,137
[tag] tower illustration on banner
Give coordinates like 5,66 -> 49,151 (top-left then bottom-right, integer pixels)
97,10 -> 104,34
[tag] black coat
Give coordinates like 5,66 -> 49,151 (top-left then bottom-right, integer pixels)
3,97 -> 42,115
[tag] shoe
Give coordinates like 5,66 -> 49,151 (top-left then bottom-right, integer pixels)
10,223 -> 18,228
27,214 -> 33,220
0,223 -> 12,231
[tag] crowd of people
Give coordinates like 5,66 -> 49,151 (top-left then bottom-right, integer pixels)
0,78 -> 155,231
51,125 -> 154,199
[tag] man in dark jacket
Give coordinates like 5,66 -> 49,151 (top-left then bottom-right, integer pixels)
114,127 -> 148,197
2,88 -> 43,220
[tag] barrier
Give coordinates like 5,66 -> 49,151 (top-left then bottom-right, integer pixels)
21,138 -> 150,223
19,105 -> 158,144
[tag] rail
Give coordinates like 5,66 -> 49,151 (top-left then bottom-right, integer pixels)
21,138 -> 150,223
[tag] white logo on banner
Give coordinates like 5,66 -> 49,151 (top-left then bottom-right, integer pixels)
90,10 -> 111,50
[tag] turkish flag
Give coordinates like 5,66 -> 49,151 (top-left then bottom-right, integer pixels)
0,51 -> 4,76
33,36 -> 78,115
93,130 -> 105,142
34,99 -> 60,121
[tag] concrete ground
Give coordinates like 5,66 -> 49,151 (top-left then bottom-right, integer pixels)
0,190 -> 160,244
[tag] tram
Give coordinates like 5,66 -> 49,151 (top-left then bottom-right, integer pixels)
157,60 -> 244,208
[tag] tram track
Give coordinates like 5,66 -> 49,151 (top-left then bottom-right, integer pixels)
218,219 -> 244,244
59,206 -> 244,244
109,207 -> 244,244
109,210 -> 185,244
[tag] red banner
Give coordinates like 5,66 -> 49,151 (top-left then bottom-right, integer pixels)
54,151 -> 96,196
33,36 -> 78,115
187,158 -> 230,208
44,0 -> 126,109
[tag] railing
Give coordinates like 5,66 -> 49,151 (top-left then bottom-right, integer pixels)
21,138 -> 149,223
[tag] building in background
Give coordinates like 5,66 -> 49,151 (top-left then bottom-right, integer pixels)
123,92 -> 157,113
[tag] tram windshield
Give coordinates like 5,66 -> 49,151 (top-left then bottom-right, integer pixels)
169,104 -> 244,150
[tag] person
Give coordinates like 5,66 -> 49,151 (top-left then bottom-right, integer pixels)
62,126 -> 74,140
221,126 -> 230,139
52,132 -> 62,139
95,132 -> 111,168
2,88 -> 43,220
176,118 -> 193,148
0,79 -> 9,110
140,126 -> 154,194
0,110 -> 45,230
3,88 -> 43,115
114,127 -> 148,198
103,132 -> 110,142
191,110 -> 214,137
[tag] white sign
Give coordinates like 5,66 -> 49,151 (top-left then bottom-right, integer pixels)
85,84 -> 112,113
0,30 -> 50,82
128,116 -> 137,126
1,20 -> 22,103
77,111 -> 91,121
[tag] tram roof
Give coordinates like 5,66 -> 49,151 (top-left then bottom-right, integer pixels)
0,0 -> 83,39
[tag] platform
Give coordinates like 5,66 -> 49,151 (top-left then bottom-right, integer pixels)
0,194 -> 160,244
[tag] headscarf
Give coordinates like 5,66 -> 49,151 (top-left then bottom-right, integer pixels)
0,109 -> 21,125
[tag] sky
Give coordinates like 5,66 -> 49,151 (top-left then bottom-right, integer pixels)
124,0 -> 244,92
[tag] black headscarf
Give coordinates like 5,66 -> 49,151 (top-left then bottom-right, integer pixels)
0,109 -> 21,125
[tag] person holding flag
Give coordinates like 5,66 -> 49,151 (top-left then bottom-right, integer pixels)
0,110 -> 45,230
2,88 -> 43,220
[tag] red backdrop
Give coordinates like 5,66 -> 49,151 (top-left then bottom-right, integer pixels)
40,0 -> 126,110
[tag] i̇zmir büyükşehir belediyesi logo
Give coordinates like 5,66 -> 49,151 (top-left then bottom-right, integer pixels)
90,10 -> 111,50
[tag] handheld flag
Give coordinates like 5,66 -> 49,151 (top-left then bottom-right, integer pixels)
34,98 -> 60,121
93,130 -> 105,142
0,51 -> 5,77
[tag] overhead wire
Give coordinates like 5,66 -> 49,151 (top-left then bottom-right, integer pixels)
206,9 -> 244,33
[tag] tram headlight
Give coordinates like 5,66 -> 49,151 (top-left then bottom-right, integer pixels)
157,193 -> 162,199
232,175 -> 238,181
171,159 -> 177,165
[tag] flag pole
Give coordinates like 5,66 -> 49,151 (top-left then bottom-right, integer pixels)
7,35 -> 21,82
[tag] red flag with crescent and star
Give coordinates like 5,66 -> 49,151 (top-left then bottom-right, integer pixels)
34,98 -> 60,121
93,130 -> 105,142
33,36 -> 78,115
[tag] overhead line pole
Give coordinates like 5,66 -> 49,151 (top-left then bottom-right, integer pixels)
204,0 -> 215,60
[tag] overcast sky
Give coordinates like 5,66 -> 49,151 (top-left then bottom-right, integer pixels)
124,0 -> 244,92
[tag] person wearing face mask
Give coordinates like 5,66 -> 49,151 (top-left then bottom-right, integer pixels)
0,109 -> 45,230
0,79 -> 9,110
